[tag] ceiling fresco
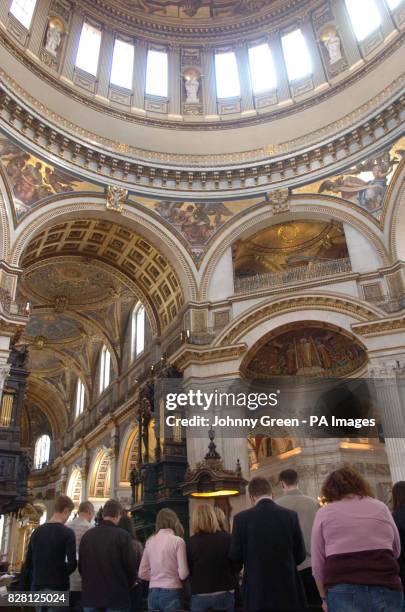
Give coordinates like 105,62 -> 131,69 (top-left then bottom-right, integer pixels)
233,220 -> 348,278
293,137 -> 405,220
246,326 -> 367,378
0,136 -> 103,220
24,313 -> 85,342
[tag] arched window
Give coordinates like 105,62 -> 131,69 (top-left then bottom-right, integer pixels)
110,38 -> 134,89
34,434 -> 51,469
131,303 -> 145,360
145,49 -> 168,97
99,345 -> 111,394
10,0 -> 37,29
248,43 -> 277,94
75,378 -> 85,418
75,21 -> 102,75
215,51 -> 240,98
345,0 -> 381,41
281,29 -> 312,81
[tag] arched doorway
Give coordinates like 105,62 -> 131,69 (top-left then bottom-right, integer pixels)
242,322 -> 391,501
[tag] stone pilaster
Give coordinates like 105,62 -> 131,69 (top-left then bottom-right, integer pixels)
234,44 -> 254,114
369,359 -> 405,482
202,47 -> 218,117
60,11 -> 83,81
27,0 -> 51,55
268,33 -> 291,102
96,28 -> 114,99
300,18 -> 327,88
168,44 -> 181,117
132,40 -> 147,112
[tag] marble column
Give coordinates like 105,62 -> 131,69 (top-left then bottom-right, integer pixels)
369,359 -> 405,483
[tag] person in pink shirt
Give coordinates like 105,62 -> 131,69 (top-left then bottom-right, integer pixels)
311,465 -> 403,612
138,508 -> 189,612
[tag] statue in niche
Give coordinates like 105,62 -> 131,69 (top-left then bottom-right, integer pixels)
321,28 -> 343,65
184,70 -> 200,104
45,18 -> 64,57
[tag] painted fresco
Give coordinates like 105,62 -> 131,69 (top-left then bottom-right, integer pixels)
0,136 -> 103,220
246,327 -> 367,378
134,196 -> 265,251
233,220 -> 348,278
293,138 -> 405,220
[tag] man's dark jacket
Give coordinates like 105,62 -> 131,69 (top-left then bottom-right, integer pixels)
229,498 -> 307,611
79,520 -> 138,609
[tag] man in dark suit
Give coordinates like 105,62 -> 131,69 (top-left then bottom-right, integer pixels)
230,476 -> 307,611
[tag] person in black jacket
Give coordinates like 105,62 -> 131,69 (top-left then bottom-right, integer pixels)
229,476 -> 307,612
392,481 -> 405,594
21,494 -> 76,604
79,499 -> 138,612
187,504 -> 236,612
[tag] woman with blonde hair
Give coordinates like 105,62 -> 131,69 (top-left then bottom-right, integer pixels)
213,506 -> 228,532
187,503 -> 235,612
311,465 -> 403,612
138,508 -> 189,612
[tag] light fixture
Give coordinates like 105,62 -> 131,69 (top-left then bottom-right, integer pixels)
180,429 -> 247,499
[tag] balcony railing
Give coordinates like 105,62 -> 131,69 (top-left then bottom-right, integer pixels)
234,257 -> 352,294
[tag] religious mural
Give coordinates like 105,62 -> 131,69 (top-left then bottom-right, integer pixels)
246,327 -> 367,378
233,220 -> 349,278
0,136 -> 103,220
293,137 -> 405,220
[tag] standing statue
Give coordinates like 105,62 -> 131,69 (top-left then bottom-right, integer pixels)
323,31 -> 342,65
184,74 -> 200,104
45,20 -> 63,57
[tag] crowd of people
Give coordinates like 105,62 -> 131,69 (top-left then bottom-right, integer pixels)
19,465 -> 405,612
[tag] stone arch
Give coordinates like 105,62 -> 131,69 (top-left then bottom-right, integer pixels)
118,424 -> 139,485
216,291 -> 384,350
0,170 -> 12,261
384,156 -> 405,261
8,195 -> 197,307
88,448 -> 111,500
199,195 -> 389,300
66,467 -> 82,509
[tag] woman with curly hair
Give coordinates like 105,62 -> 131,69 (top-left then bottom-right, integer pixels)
311,465 -> 403,612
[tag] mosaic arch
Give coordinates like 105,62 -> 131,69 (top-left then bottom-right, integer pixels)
244,322 -> 367,379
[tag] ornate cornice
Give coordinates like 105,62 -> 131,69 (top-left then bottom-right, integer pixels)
352,316 -> 405,337
170,343 -> 246,370
217,294 -> 382,346
1,77 -> 404,197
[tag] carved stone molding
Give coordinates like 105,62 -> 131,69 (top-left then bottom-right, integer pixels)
352,316 -> 405,337
171,343 -> 246,370
217,294 -> 381,346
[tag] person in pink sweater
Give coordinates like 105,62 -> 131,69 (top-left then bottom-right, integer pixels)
311,465 -> 403,612
138,508 -> 189,612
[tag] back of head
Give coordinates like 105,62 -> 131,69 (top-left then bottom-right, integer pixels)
248,476 -> 272,499
54,495 -> 74,515
279,469 -> 298,487
213,506 -> 227,532
321,465 -> 374,503
191,504 -> 219,535
155,508 -> 184,537
78,501 -> 94,516
392,481 -> 405,511
102,499 -> 123,520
